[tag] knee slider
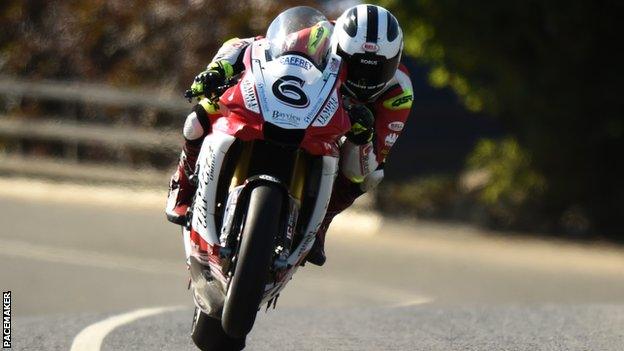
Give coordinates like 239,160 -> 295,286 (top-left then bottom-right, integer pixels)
340,140 -> 379,183
183,112 -> 204,140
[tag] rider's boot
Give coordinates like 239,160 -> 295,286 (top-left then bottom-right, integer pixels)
166,140 -> 202,225
306,173 -> 364,266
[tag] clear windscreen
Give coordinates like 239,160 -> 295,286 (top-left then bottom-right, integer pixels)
266,6 -> 333,69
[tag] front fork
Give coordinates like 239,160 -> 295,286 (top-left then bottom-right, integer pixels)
218,174 -> 299,275
218,140 -> 308,271
213,143 -> 339,270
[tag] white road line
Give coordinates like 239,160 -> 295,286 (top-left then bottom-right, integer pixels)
70,306 -> 184,351
388,297 -> 434,308
0,239 -> 184,276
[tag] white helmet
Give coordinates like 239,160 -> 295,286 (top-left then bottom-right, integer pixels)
331,4 -> 403,101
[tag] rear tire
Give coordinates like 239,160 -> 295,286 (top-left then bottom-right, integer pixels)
191,307 -> 245,351
221,184 -> 282,338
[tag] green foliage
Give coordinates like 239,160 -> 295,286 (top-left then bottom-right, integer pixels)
467,138 -> 545,206
376,0 -> 624,235
0,0 -> 314,89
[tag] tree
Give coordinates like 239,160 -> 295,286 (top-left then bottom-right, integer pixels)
0,0 -> 315,89
377,0 -> 624,236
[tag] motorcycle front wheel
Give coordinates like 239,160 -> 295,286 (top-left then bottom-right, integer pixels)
191,307 -> 246,351
221,184 -> 282,338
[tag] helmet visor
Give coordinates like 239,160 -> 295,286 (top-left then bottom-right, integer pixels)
341,50 -> 401,101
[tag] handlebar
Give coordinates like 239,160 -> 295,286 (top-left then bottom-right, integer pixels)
184,78 -> 239,103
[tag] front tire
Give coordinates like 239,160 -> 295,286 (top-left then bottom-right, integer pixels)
191,307 -> 245,351
221,184 -> 282,338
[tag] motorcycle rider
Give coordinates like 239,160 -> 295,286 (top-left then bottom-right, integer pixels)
166,5 -> 413,266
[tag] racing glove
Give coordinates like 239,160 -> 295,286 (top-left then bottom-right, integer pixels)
188,60 -> 234,99
346,104 -> 375,145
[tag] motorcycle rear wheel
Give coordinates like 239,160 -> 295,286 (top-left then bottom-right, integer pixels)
221,184 -> 282,338
191,307 -> 245,351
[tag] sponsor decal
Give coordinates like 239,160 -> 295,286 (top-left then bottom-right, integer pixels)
279,56 -> 312,70
286,202 -> 298,242
312,93 -> 339,126
240,76 -> 260,113
3,291 -> 10,349
193,188 -> 207,228
385,133 -> 399,147
388,121 -> 404,132
362,42 -> 379,52
392,95 -> 413,107
348,80 -> 385,89
359,143 -> 374,175
271,110 -> 301,126
193,145 -> 217,230
255,81 -> 270,109
360,59 -> 378,65
383,91 -> 413,110
258,174 -> 280,183
329,57 -> 340,72
206,145 -> 217,182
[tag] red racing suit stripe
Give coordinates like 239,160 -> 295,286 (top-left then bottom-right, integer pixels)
368,63 -> 413,165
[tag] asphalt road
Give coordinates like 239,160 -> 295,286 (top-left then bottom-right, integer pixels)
1,179 -> 624,350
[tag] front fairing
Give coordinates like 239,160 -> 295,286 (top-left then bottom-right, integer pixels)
218,41 -> 350,156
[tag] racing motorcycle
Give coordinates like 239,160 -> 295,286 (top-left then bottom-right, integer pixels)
180,7 -> 350,350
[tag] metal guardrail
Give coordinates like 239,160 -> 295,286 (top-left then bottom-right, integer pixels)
0,76 -> 189,113
0,77 -> 189,184
0,116 -> 181,151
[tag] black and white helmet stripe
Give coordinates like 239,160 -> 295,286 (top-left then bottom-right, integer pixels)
365,5 -> 379,44
332,4 -> 403,100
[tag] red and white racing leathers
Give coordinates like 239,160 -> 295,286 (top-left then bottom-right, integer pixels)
168,37 -> 413,259
321,63 -> 412,251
